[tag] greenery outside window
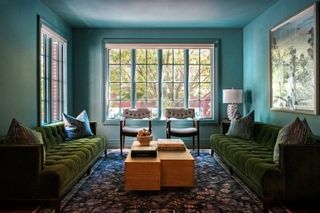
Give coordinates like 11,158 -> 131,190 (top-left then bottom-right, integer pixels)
105,43 -> 216,120
39,23 -> 67,125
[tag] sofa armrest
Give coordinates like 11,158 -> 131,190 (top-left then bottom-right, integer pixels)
0,144 -> 43,198
279,143 -> 320,200
90,121 -> 97,135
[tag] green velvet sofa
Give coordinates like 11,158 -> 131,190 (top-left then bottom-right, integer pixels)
210,122 -> 320,212
0,121 -> 106,212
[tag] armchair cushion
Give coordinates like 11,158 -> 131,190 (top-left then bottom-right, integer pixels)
122,126 -> 147,135
170,127 -> 198,136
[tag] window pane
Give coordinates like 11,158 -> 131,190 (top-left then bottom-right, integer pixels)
121,65 -> 131,82
147,100 -> 158,118
121,49 -> 131,64
136,65 -> 146,82
201,100 -> 211,117
200,83 -> 211,100
147,49 -> 157,64
163,65 -> 173,82
108,101 -> 120,119
174,49 -> 184,64
189,83 -> 200,100
163,83 -> 173,100
200,65 -> 211,82
147,65 -> 157,82
174,65 -> 184,82
174,83 -> 184,99
200,49 -> 211,64
162,49 -> 173,64
109,65 -> 120,82
189,65 -> 199,82
109,83 -> 120,100
189,49 -> 199,64
136,49 -> 146,64
136,82 -> 146,100
136,101 -> 147,108
121,83 -> 131,100
147,83 -> 158,99
109,49 -> 120,64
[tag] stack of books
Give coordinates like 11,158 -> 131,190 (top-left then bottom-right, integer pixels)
157,139 -> 186,151
131,144 -> 157,157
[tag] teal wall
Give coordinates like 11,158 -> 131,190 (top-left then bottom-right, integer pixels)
0,0 -> 72,135
243,0 -> 320,134
72,28 -> 243,148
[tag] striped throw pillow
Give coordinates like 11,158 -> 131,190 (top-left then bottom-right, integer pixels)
273,117 -> 309,163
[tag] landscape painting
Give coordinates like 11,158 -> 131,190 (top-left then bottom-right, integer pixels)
270,4 -> 318,114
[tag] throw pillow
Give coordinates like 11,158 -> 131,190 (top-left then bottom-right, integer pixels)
302,118 -> 317,144
6,118 -> 46,164
226,110 -> 254,139
273,117 -> 309,163
63,110 -> 93,139
7,118 -> 37,144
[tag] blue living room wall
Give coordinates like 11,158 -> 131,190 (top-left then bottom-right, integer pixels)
243,0 -> 320,134
72,28 -> 243,148
0,0 -> 72,135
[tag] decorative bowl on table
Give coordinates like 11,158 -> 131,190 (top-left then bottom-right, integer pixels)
137,129 -> 152,146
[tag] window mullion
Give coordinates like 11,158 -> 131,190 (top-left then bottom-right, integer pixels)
158,49 -> 162,118
47,38 -> 52,123
131,49 -> 136,108
184,49 -> 189,108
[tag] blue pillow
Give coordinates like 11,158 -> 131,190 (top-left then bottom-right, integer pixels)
62,110 -> 93,139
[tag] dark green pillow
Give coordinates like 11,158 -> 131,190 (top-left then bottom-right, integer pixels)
273,117 -> 308,163
226,110 -> 254,139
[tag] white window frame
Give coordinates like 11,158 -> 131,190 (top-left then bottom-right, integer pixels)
39,21 -> 67,125
104,41 -> 219,123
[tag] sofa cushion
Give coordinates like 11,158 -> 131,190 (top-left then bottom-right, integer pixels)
211,134 -> 283,196
273,117 -> 308,163
63,110 -> 93,139
226,110 -> 254,139
40,136 -> 105,197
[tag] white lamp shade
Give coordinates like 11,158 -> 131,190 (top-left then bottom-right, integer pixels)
223,89 -> 243,104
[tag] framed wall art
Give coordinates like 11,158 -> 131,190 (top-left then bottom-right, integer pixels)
270,3 -> 319,114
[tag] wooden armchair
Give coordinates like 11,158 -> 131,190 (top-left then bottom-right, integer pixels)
165,108 -> 200,155
120,108 -> 152,155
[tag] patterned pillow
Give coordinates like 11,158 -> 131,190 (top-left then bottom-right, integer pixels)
63,110 -> 93,139
7,118 -> 37,144
6,119 -> 46,163
273,117 -> 309,163
302,118 -> 317,144
226,110 -> 254,139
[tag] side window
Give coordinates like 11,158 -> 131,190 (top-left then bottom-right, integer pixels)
40,24 -> 67,124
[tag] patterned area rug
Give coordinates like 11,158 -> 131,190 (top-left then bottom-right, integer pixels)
44,150 -> 288,213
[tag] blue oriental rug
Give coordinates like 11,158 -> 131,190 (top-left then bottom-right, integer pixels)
44,150 -> 288,213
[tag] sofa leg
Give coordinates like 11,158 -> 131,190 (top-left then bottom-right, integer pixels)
211,149 -> 214,156
87,167 -> 91,176
104,149 -> 107,157
54,200 -> 60,213
262,198 -> 271,213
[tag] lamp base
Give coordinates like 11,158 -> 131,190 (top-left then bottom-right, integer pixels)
227,104 -> 238,120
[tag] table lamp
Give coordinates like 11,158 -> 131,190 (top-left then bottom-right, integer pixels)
223,88 -> 243,120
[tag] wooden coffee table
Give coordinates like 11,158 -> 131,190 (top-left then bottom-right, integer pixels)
125,141 -> 195,191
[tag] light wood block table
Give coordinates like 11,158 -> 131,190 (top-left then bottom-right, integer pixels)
125,141 -> 194,191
